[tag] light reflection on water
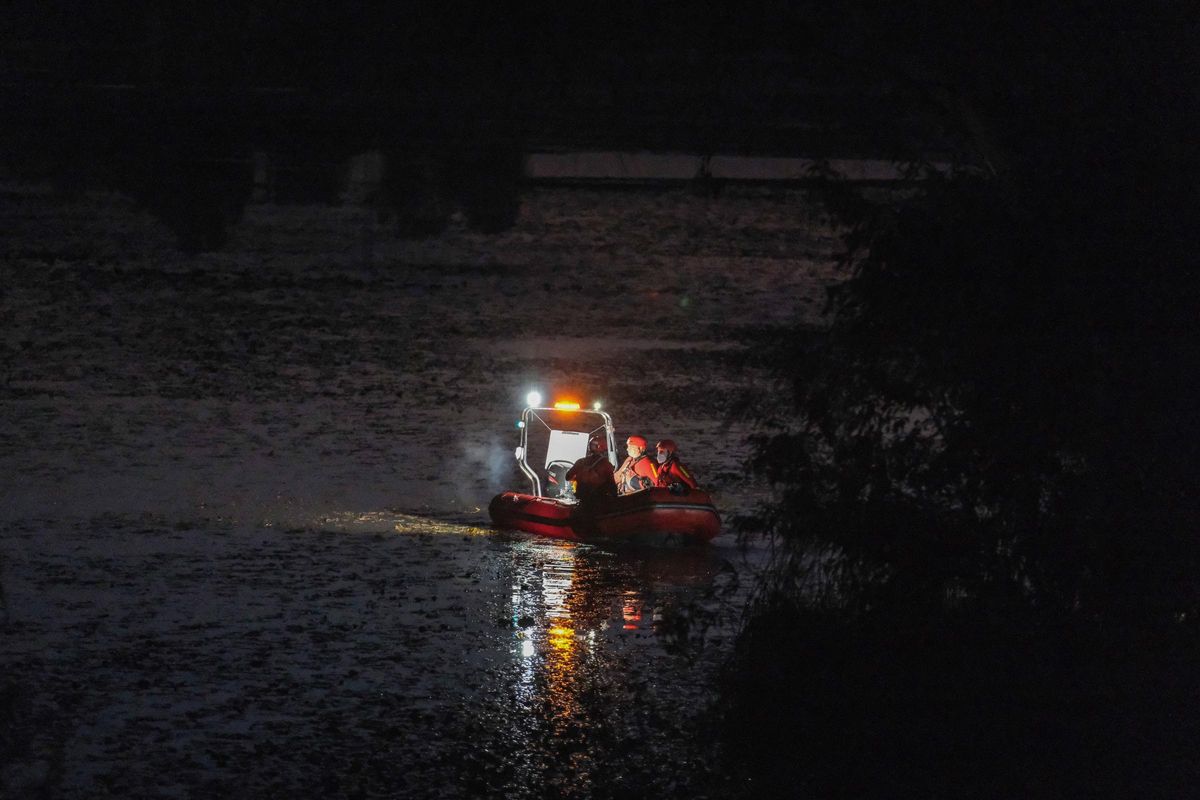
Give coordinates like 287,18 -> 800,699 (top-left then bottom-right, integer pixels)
508,537 -> 718,651
290,508 -> 494,536
512,542 -> 583,726
489,536 -> 727,795
274,508 -> 737,794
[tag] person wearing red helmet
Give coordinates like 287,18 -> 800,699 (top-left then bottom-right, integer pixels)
566,431 -> 617,503
614,434 -> 658,495
654,439 -> 698,491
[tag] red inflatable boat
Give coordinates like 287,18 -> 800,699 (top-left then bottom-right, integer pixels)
488,398 -> 721,544
490,487 -> 721,543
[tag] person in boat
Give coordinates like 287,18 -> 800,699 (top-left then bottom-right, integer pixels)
654,439 -> 699,492
566,432 -> 617,503
614,435 -> 658,495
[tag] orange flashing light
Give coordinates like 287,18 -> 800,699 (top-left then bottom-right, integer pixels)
553,401 -> 581,410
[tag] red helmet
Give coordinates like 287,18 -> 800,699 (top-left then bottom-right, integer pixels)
626,435 -> 648,450
588,432 -> 608,453
655,439 -> 677,454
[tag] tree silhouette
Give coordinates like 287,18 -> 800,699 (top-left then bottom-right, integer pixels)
723,5 -> 1199,796
745,0 -> 1198,621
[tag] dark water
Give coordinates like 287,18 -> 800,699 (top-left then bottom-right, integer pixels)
0,185 -> 796,797
0,515 -> 752,798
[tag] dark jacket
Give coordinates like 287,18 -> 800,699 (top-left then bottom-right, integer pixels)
567,454 -> 617,500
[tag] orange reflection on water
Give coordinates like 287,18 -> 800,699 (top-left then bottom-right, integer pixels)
511,541 -> 587,728
538,547 -> 584,725
502,538 -> 724,795
621,589 -> 643,630
546,625 -> 576,653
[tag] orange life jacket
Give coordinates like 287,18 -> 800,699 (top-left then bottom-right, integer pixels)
615,453 -> 657,494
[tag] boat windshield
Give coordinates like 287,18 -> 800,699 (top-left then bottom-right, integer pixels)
518,407 -> 615,497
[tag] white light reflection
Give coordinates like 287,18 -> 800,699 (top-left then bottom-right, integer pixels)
500,539 -> 716,799
509,541 -> 580,709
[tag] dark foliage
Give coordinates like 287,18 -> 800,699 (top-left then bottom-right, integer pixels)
745,0 -> 1199,621
720,595 -> 1200,799
721,4 -> 1200,796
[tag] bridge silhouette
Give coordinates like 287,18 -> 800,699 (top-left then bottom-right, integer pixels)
2,6 -> 951,249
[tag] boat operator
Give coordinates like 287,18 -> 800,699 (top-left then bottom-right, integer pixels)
614,435 -> 658,495
566,432 -> 617,503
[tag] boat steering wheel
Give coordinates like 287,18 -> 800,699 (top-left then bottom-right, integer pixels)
546,460 -> 575,496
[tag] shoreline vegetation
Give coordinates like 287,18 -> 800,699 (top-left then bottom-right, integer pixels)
717,6 -> 1198,797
